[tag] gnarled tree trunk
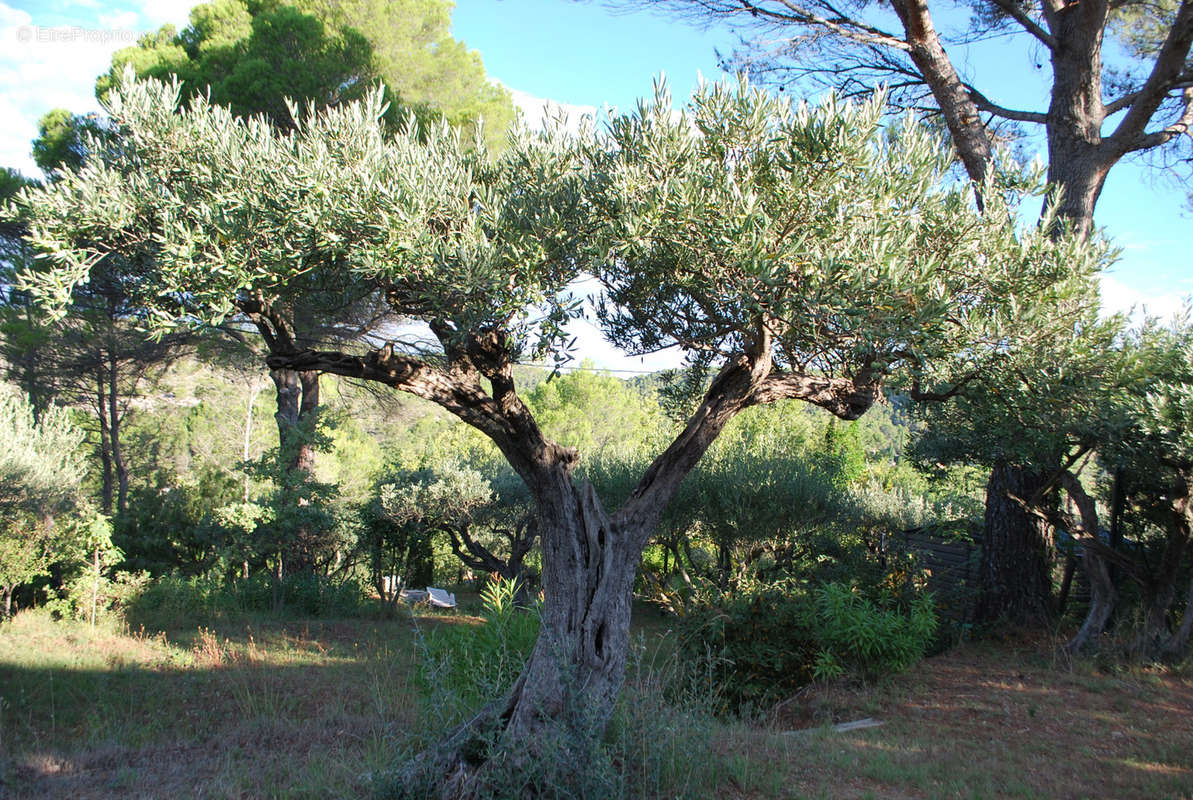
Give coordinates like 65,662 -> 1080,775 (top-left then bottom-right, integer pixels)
399,477 -> 644,798
271,367 -> 321,474
268,330 -> 879,799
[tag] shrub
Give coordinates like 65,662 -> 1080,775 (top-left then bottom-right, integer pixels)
679,578 -> 937,711
810,581 -> 937,681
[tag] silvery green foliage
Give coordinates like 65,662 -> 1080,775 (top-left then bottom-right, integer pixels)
0,385 -> 86,514
0,385 -> 88,608
378,462 -> 494,531
592,77 -> 1109,388
15,67 -> 590,363
12,69 -> 1108,393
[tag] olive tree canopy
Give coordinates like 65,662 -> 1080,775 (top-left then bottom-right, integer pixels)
9,70 -> 1109,794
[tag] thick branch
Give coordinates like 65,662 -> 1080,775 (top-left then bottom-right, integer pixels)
888,0 -> 994,187
265,345 -> 567,482
751,369 -> 879,418
1107,0 -> 1193,150
1124,87 -> 1193,152
616,354 -> 770,537
236,292 -> 296,354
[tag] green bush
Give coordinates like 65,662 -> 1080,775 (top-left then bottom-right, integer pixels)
679,578 -> 937,711
810,581 -> 937,681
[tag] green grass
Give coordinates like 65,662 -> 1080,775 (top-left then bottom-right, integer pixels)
2,609 -> 1191,799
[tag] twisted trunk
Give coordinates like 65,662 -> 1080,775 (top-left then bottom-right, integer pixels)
268,334 -> 878,798
1060,471 -> 1118,653
1069,545 -> 1117,652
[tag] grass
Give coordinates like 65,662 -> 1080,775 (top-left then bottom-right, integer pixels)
1,608 -> 1191,799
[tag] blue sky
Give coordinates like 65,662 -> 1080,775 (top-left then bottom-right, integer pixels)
0,0 -> 1188,369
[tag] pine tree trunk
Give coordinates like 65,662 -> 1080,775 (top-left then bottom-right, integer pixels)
95,375 -> 114,517
107,354 -> 129,516
975,463 -> 1054,626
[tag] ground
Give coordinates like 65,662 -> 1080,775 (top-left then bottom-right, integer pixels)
1,608 -> 1190,799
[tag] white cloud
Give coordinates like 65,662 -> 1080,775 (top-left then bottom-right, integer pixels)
98,10 -> 141,30
136,0 -> 197,29
0,0 -> 201,176
1100,274 -> 1190,323
502,84 -> 597,134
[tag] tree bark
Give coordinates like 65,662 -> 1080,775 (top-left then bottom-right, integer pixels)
1136,490 -> 1193,656
1069,545 -> 1117,652
1161,573 -> 1193,658
107,352 -> 129,516
401,477 -> 644,798
270,367 -> 322,572
975,463 -> 1055,626
1057,470 -> 1119,653
95,374 -> 114,517
270,367 -> 321,475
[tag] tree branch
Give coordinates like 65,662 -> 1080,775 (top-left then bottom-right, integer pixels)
265,344 -> 562,482
1123,87 -> 1193,152
1100,69 -> 1193,117
616,353 -> 772,537
966,85 -> 1049,124
767,0 -> 912,51
987,0 -> 1057,50
888,0 -> 995,188
1107,0 -> 1193,150
751,368 -> 880,418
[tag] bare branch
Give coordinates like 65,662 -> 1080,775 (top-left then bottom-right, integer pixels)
768,0 -> 911,50
987,0 -> 1057,50
966,84 -> 1049,124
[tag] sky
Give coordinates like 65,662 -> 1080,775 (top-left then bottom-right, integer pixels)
0,0 -> 1189,371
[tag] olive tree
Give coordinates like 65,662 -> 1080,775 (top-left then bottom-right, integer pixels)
0,385 -> 88,616
12,72 -> 1106,794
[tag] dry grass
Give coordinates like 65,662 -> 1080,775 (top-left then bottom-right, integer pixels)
2,611 -> 1191,799
737,632 -> 1193,800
